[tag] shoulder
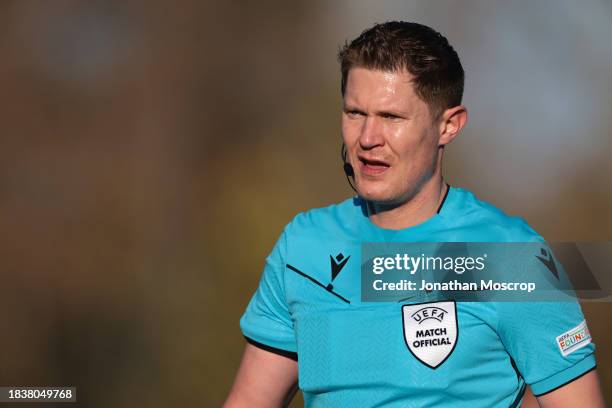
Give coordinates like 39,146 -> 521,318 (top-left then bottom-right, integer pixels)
447,187 -> 544,242
283,197 -> 362,238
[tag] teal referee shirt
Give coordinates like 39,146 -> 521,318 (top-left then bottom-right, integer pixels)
240,187 -> 596,407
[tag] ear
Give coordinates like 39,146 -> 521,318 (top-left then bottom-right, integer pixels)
438,105 -> 468,146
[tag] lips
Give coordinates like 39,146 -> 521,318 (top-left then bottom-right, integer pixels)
358,155 -> 391,176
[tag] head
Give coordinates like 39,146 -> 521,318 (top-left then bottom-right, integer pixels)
339,21 -> 467,205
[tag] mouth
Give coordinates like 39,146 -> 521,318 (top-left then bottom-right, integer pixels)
358,155 -> 391,177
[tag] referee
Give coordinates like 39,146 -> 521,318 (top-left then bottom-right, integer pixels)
225,21 -> 604,407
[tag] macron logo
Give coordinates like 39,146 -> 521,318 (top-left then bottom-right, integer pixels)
330,253 -> 350,281
536,247 -> 559,280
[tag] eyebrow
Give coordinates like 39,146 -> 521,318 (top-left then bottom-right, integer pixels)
342,104 -> 363,113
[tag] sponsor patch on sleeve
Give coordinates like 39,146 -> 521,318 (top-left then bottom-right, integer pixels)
556,320 -> 592,357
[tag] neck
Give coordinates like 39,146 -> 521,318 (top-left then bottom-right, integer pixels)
367,175 -> 447,230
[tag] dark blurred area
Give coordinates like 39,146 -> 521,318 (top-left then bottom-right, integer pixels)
0,1 -> 610,406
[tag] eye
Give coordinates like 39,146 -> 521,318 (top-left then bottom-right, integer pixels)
381,112 -> 402,120
345,109 -> 365,119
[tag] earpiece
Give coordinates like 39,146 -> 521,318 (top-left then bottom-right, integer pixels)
343,162 -> 354,177
341,142 -> 357,193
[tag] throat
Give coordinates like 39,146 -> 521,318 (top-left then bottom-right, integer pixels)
367,181 -> 448,230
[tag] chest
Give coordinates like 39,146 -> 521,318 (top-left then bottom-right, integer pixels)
285,266 -> 519,403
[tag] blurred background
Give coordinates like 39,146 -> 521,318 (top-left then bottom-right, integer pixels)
0,0 -> 611,406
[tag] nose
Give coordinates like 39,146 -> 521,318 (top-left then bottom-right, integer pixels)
359,116 -> 385,150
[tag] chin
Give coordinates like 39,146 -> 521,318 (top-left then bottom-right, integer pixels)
356,184 -> 397,204
356,179 -> 419,206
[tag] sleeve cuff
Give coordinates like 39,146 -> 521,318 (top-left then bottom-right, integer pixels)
531,354 -> 597,396
240,314 -> 297,354
244,336 -> 298,361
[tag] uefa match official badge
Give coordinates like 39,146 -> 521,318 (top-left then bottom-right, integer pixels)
402,301 -> 458,369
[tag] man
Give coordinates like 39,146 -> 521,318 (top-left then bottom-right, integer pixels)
225,22 -> 604,407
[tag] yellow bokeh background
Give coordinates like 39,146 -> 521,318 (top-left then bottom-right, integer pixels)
0,1 -> 610,406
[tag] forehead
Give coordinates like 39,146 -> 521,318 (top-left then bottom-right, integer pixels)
343,67 -> 426,112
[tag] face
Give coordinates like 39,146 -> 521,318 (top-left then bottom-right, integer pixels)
342,67 -> 442,205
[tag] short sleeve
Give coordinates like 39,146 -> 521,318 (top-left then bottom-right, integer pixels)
494,244 -> 596,396
240,230 -> 297,357
496,301 -> 595,395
